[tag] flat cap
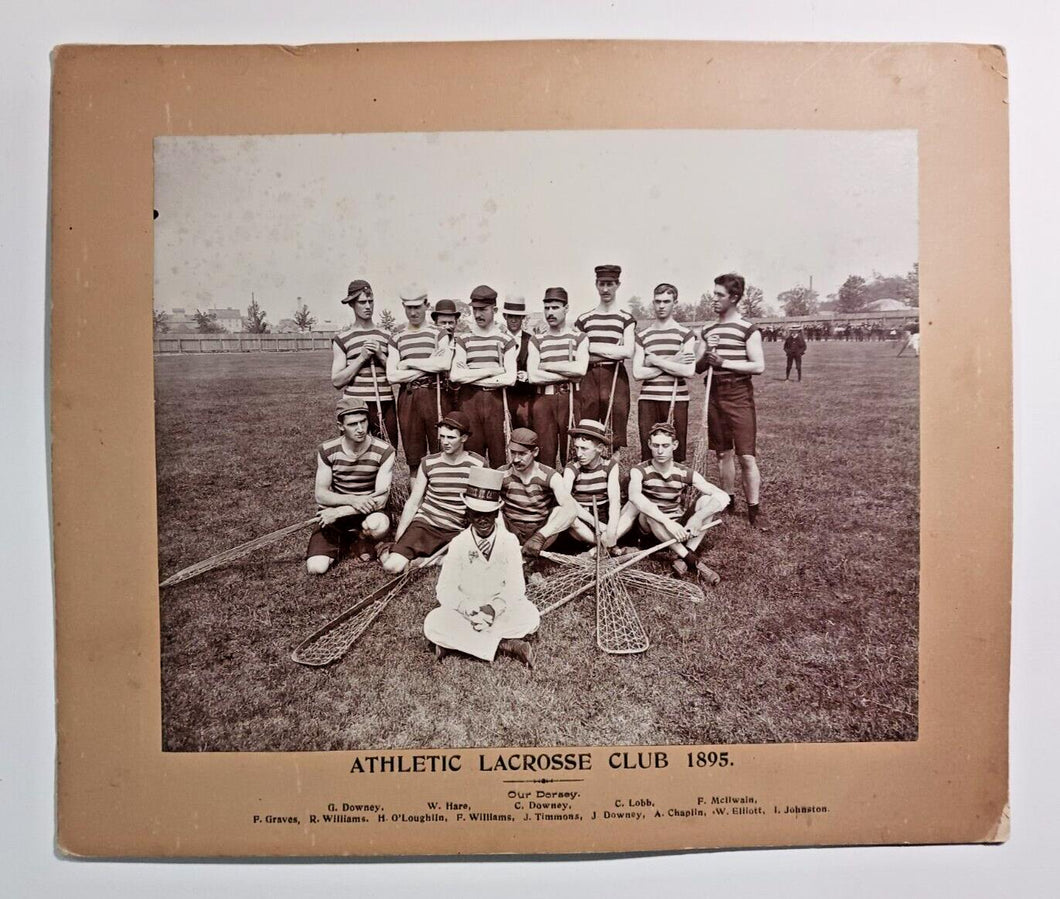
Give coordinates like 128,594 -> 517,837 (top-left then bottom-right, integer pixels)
437,411 -> 472,435
508,427 -> 539,449
336,396 -> 370,420
469,285 -> 498,305
342,279 -> 373,303
594,265 -> 621,280
542,287 -> 568,304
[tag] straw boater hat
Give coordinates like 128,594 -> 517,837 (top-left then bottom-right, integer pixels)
341,279 -> 373,304
568,419 -> 607,443
336,396 -> 370,421
502,296 -> 527,316
431,299 -> 460,321
464,467 -> 504,513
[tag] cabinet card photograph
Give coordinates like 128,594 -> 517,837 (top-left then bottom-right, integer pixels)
52,41 -> 1010,857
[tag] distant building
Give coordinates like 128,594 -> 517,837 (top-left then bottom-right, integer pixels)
161,306 -> 245,333
863,298 -> 909,313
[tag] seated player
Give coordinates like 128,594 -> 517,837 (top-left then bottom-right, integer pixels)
423,467 -> 539,668
306,396 -> 395,575
627,422 -> 729,584
500,428 -> 578,557
380,411 -> 485,574
562,418 -> 632,552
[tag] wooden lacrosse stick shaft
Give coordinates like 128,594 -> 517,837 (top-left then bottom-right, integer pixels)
502,387 -> 513,466
159,516 -> 318,588
666,377 -> 678,427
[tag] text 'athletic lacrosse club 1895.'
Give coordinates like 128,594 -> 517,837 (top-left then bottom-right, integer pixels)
345,749 -> 733,774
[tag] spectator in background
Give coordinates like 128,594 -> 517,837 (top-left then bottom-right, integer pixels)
783,326 -> 807,381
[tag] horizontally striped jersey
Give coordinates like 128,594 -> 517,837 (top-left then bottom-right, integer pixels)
388,325 -> 440,363
565,456 -> 618,518
333,326 -> 394,401
532,330 -> 586,380
318,436 -> 394,503
500,463 -> 558,531
635,460 -> 693,518
413,451 -> 487,531
701,319 -> 759,378
635,323 -> 694,402
575,307 -> 636,361
457,329 -> 516,369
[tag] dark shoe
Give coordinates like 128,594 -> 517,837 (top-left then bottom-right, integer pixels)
748,507 -> 771,532
375,541 -> 394,561
500,639 -> 534,669
671,556 -> 689,578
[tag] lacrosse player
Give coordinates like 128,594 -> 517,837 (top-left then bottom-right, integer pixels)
448,285 -> 517,467
574,264 -> 636,456
499,427 -> 579,557
306,396 -> 395,575
331,279 -> 398,446
423,467 -> 539,668
385,287 -> 454,472
632,282 -> 696,461
628,422 -> 729,583
379,411 -> 485,574
527,286 -> 589,468
695,273 -> 767,527
563,419 -> 632,552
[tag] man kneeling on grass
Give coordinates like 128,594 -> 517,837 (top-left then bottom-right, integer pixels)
306,397 -> 395,575
627,422 -> 729,584
379,411 -> 485,574
424,467 -> 539,668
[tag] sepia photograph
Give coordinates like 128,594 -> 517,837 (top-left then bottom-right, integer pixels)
153,128 -> 920,752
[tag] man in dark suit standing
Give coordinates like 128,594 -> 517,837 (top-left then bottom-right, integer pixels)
783,327 -> 807,381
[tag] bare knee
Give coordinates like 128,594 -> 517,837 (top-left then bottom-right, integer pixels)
382,552 -> 409,574
305,555 -> 333,576
363,512 -> 390,539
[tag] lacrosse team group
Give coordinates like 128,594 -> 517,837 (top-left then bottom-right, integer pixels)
308,265 -> 767,669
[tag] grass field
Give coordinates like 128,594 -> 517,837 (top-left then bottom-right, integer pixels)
156,340 -> 918,751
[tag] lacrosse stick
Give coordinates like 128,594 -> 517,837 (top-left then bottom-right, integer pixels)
292,546 -> 447,666
665,377 -> 678,427
369,358 -> 410,514
601,362 -> 621,454
159,517 -> 317,588
593,498 -> 649,653
683,363 -> 714,511
502,387 -> 513,466
565,335 -> 576,465
538,550 -> 705,605
534,535 -> 681,616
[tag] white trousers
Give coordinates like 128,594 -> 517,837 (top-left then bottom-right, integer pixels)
424,600 -> 541,662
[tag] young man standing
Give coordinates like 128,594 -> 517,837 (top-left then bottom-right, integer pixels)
574,264 -> 636,456
385,287 -> 454,472
503,296 -> 534,431
423,467 -> 538,668
499,427 -> 578,557
331,279 -> 397,446
306,397 -> 395,574
627,422 -> 729,583
632,283 -> 696,461
696,273 -> 767,527
527,286 -> 589,468
449,285 -> 517,467
563,419 -> 631,552
380,411 -> 485,574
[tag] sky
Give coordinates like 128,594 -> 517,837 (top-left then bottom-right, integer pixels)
154,129 -> 917,325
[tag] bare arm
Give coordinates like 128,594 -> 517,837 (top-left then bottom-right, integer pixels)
476,340 -> 517,388
590,318 -> 636,361
548,471 -> 579,531
632,340 -> 661,381
645,334 -> 696,377
628,467 -> 686,538
562,467 -> 594,527
701,329 -> 765,375
690,471 -> 729,506
527,339 -> 563,385
394,463 -> 428,539
541,334 -> 589,378
448,340 -> 503,384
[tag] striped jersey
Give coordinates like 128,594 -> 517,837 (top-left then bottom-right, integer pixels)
565,457 -> 617,518
318,436 -> 394,503
575,307 -> 636,361
388,325 -> 440,363
532,330 -> 586,380
635,323 -> 693,402
635,460 -> 693,518
333,327 -> 394,401
457,330 -> 515,368
413,452 -> 486,531
501,463 -> 558,531
701,319 -> 759,379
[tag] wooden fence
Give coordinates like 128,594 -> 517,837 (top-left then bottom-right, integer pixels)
154,332 -> 337,354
